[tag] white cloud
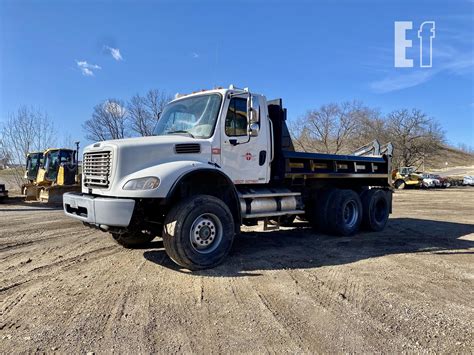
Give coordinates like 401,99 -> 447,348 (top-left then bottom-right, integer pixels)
370,70 -> 435,93
105,46 -> 123,61
82,68 -> 94,76
369,45 -> 474,93
76,60 -> 101,76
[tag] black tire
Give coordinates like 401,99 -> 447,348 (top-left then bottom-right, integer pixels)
308,189 -> 339,232
394,179 -> 406,189
361,189 -> 390,232
326,189 -> 362,236
112,230 -> 155,248
162,195 -> 235,270
271,215 -> 296,227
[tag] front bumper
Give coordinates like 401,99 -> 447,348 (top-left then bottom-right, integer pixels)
63,192 -> 135,227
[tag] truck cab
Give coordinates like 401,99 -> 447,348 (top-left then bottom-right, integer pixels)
64,86 -> 393,270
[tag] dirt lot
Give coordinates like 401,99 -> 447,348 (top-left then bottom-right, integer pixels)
1,188 -> 473,353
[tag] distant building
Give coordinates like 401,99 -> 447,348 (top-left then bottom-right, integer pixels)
0,157 -> 9,169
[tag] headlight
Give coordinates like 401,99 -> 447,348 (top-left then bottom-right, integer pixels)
123,177 -> 160,190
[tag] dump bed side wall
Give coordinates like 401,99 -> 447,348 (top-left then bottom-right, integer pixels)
267,99 -> 391,188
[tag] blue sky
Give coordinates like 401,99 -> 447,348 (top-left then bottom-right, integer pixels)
1,0 -> 473,148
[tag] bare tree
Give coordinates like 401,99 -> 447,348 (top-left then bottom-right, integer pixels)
1,106 -> 56,188
386,109 -> 444,168
290,102 -> 445,170
145,89 -> 170,121
128,94 -> 153,136
83,99 -> 128,142
292,101 -> 377,154
0,139 -> 10,169
457,143 -> 474,154
128,89 -> 171,136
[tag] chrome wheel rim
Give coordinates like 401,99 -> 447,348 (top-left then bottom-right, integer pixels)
189,213 -> 223,254
343,201 -> 358,228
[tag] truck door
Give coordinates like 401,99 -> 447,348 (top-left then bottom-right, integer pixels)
220,96 -> 269,184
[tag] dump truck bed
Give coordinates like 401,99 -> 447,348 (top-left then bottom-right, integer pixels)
267,98 -> 391,187
284,150 -> 389,177
282,150 -> 391,187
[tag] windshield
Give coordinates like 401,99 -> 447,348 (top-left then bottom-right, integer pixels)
153,94 -> 222,138
26,153 -> 43,178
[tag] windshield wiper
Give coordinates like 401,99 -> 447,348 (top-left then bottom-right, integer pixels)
167,130 -> 195,138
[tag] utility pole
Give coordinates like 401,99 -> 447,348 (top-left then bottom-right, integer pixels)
75,141 -> 80,166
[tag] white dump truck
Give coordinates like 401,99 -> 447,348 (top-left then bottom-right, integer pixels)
63,86 -> 393,270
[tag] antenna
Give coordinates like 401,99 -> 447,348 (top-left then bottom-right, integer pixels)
213,42 -> 219,88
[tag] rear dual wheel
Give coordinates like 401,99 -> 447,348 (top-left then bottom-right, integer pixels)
326,189 -> 363,236
308,189 -> 361,236
309,188 -> 389,236
361,189 -> 390,232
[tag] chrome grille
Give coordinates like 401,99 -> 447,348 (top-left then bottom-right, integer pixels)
83,151 -> 112,188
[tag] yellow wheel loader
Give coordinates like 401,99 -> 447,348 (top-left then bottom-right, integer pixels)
36,148 -> 81,203
392,166 -> 423,189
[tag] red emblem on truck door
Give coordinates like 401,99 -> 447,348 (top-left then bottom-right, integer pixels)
245,152 -> 252,161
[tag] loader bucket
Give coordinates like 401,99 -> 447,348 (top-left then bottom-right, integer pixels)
25,185 -> 41,201
39,185 -> 81,204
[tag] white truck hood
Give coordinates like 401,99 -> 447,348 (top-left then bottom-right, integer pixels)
82,135 -> 213,197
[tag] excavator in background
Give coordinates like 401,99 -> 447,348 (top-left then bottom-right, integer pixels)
24,143 -> 81,203
391,166 -> 423,189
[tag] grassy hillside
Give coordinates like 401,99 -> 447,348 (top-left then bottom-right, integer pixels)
426,145 -> 474,170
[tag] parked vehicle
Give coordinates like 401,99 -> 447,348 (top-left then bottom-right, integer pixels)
431,174 -> 451,188
63,86 -> 394,270
21,151 -> 44,198
0,183 -> 8,202
24,147 -> 81,203
392,167 -> 423,189
422,174 -> 438,188
447,177 -> 463,187
463,176 -> 474,186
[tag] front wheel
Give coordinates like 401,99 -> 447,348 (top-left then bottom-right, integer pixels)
394,179 -> 406,189
162,195 -> 235,270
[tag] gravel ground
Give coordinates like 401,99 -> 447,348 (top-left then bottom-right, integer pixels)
1,188 -> 473,353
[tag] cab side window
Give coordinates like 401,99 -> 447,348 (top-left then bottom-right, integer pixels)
225,98 -> 247,136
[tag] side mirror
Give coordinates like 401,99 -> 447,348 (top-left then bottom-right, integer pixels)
247,94 -> 260,124
249,122 -> 259,137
